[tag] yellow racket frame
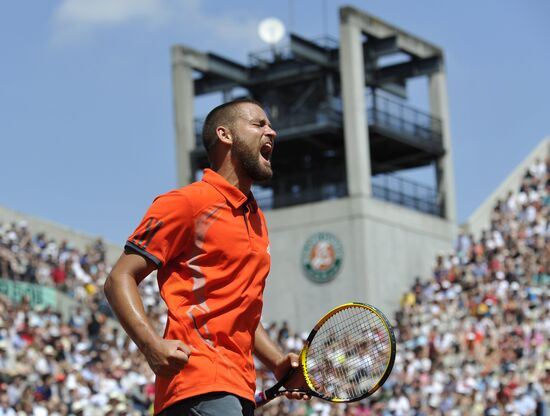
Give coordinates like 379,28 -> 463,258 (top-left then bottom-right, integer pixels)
299,302 -> 396,403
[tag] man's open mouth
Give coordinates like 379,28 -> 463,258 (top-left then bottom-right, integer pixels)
260,141 -> 273,162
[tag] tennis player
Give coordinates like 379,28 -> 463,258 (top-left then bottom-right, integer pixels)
104,99 -> 308,415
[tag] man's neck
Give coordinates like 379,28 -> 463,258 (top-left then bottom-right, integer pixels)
214,165 -> 252,196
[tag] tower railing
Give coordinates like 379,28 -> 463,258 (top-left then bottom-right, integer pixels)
371,173 -> 442,216
247,36 -> 338,67
194,92 -> 441,148
367,92 -> 442,145
254,165 -> 348,210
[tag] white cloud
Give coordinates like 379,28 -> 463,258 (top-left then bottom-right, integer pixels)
51,0 -> 264,53
56,0 -> 168,25
51,0 -> 170,44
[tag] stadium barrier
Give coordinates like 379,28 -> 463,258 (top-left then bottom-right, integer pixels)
0,277 -> 57,309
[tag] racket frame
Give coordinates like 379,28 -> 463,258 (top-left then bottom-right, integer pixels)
255,302 -> 396,406
300,302 -> 396,403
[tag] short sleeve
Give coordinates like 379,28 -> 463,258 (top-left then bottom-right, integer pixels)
125,191 -> 193,267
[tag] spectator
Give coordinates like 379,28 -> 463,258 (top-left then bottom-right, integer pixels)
1,157 -> 550,414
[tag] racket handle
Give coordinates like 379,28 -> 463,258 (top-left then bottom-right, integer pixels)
255,391 -> 269,407
255,368 -> 294,407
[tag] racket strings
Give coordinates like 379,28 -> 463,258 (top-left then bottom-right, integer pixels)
305,306 -> 392,400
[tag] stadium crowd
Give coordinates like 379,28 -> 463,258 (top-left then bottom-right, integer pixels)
1,157 -> 550,415
256,157 -> 550,415
0,222 -> 163,415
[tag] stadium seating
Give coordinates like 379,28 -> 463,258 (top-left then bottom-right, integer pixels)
1,157 -> 549,415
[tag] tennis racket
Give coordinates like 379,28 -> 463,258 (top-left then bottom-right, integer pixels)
255,302 -> 396,406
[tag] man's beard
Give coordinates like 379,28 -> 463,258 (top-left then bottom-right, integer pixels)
232,135 -> 273,182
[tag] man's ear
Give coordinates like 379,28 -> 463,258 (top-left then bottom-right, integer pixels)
216,126 -> 233,146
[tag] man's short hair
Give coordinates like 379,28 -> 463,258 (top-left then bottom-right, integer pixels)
201,98 -> 263,158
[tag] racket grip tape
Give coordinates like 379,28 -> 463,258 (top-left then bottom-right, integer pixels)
255,368 -> 294,407
255,391 -> 268,407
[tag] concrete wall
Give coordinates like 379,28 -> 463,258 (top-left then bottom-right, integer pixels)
265,198 -> 362,330
0,205 -> 121,265
465,136 -> 550,238
263,195 -> 455,331
362,197 -> 455,314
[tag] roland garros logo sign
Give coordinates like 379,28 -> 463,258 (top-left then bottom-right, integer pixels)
301,232 -> 343,283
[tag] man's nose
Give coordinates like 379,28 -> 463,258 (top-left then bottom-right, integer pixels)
265,125 -> 277,139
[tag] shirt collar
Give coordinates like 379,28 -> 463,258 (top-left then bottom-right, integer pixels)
202,169 -> 257,211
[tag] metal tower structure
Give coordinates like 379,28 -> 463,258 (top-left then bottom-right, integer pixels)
172,6 -> 455,221
171,6 -> 457,326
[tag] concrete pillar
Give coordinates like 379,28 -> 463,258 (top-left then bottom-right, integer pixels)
429,63 -> 457,223
171,46 -> 196,187
339,10 -> 372,198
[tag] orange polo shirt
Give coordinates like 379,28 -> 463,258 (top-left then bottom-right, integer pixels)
125,169 -> 271,414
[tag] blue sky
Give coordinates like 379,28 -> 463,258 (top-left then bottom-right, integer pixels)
1,0 -> 549,245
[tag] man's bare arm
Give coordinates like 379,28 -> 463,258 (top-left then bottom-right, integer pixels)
254,323 -> 309,400
254,324 -> 287,377
104,251 -> 191,377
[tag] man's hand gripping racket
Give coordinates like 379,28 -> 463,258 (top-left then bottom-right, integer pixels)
255,302 -> 396,406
